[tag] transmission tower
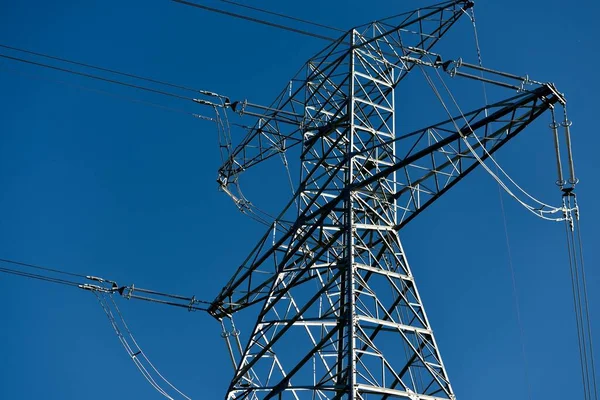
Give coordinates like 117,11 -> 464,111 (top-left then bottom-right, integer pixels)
205,1 -> 566,399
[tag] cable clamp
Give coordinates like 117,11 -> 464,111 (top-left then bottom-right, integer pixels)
188,295 -> 197,312
124,284 -> 134,300
79,283 -> 112,293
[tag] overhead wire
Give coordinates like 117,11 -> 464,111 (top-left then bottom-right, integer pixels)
0,44 -> 222,122
0,53 -> 193,101
0,265 -> 81,288
108,294 -> 193,400
94,292 -> 179,399
564,194 -> 598,400
172,0 -> 337,42
564,199 -> 591,400
0,256 -> 213,312
438,28 -> 597,393
0,257 -> 85,289
213,0 -> 345,33
573,202 -> 599,400
0,256 -> 87,278
0,258 -> 195,398
419,59 -> 565,221
0,43 -> 206,95
0,63 -> 205,119
1,43 -> 300,227
429,60 -> 562,214
466,8 -> 533,400
438,11 -> 597,398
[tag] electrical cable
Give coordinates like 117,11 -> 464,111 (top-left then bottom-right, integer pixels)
0,63 -> 206,119
0,257 -> 87,278
467,9 -> 533,399
94,292 -> 176,400
94,291 -> 193,399
419,60 -> 565,220
108,295 -> 193,400
428,60 -> 560,213
574,205 -> 599,400
0,53 -> 193,101
0,256 -> 214,313
172,0 -> 336,42
0,265 -> 81,288
564,208 -> 590,400
0,43 -> 206,95
564,194 -> 598,400
213,0 -> 345,33
0,47 -> 306,228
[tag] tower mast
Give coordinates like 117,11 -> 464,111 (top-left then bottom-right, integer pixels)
208,1 -> 565,398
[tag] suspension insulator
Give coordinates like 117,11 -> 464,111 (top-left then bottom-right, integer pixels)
550,119 -> 565,188
562,111 -> 578,185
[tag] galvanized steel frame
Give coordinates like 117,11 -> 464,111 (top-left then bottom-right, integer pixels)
209,1 -> 564,399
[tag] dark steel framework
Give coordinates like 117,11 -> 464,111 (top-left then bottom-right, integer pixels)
206,1 -> 566,399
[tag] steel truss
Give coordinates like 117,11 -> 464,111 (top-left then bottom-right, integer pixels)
208,1 -> 565,399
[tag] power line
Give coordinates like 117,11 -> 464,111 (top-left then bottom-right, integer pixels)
467,9 -> 533,400
0,53 -> 193,101
0,265 -> 81,288
0,257 -> 212,312
172,0 -> 336,42
214,0 -> 345,33
95,292 -> 193,400
0,43 -> 204,95
574,211 -> 599,400
0,257 -> 87,278
0,63 -> 210,119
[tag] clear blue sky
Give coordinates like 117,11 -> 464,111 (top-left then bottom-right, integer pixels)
1,1 -> 598,399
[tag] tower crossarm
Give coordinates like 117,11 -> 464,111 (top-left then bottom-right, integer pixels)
216,0 -> 474,207
209,83 -> 562,320
351,83 -> 564,230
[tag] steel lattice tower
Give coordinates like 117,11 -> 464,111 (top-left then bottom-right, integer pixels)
207,1 -> 565,399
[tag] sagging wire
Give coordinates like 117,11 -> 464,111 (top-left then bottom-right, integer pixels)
214,104 -> 280,227
419,62 -> 567,221
0,257 -> 210,397
438,13 -> 597,397
466,8 -> 533,400
216,117 -> 296,229
428,54 -> 566,214
93,291 -> 192,400
218,178 -> 278,226
94,292 -> 171,399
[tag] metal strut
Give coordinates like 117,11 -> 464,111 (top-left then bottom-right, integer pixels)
79,275 -> 211,312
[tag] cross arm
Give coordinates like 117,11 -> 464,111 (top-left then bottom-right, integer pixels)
208,83 -> 563,319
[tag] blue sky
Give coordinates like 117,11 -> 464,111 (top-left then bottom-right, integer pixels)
1,0 -> 598,399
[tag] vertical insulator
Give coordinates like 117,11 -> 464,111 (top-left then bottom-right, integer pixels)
550,116 -> 565,187
562,111 -> 577,185
221,320 -> 238,371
